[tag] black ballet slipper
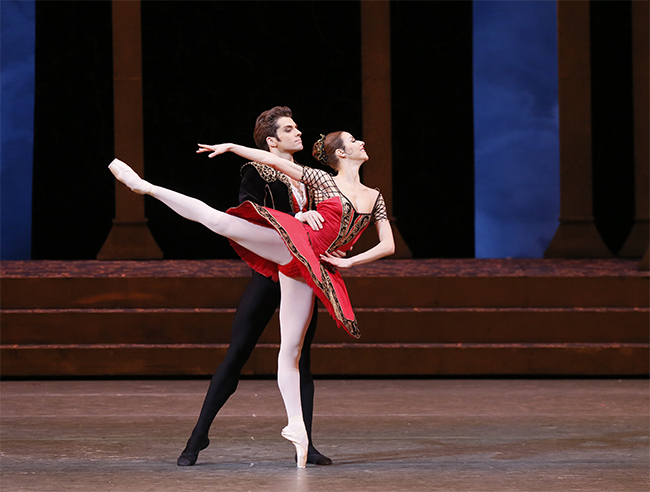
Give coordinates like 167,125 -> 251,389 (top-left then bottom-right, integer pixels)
176,436 -> 210,466
308,451 -> 333,466
295,448 -> 333,466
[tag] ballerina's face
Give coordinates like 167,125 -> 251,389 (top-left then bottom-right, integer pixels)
340,132 -> 368,161
273,117 -> 303,154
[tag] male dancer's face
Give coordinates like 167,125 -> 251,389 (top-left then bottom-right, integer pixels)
271,117 -> 303,155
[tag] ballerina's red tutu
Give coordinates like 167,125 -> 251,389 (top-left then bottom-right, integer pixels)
227,164 -> 388,338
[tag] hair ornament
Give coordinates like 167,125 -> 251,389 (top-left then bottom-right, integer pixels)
313,134 -> 328,165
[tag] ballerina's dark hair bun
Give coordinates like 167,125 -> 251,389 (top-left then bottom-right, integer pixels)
312,134 -> 328,165
312,131 -> 345,169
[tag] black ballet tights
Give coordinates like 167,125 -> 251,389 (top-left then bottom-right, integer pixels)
184,271 -> 320,454
299,299 -> 317,448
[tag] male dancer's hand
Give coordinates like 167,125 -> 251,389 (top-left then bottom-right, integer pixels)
296,210 -> 325,231
297,212 -> 347,259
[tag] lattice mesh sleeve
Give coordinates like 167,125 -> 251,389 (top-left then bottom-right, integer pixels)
372,192 -> 389,222
301,168 -> 335,191
300,167 -> 338,203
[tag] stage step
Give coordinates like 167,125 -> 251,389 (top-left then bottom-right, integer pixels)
1,307 -> 647,344
1,259 -> 648,376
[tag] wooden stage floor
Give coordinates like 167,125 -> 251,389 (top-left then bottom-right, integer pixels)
1,378 -> 648,492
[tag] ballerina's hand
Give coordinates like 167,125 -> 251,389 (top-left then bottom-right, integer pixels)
320,246 -> 349,260
196,143 -> 231,158
328,248 -> 348,259
320,252 -> 352,269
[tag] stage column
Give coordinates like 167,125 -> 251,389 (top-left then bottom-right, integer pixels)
544,0 -> 611,258
357,0 -> 411,258
98,0 -> 162,260
618,0 -> 649,262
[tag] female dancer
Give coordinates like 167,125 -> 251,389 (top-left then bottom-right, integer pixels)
109,131 -> 395,467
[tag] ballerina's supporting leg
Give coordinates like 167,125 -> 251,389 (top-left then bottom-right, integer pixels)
109,159 -> 293,266
277,273 -> 314,468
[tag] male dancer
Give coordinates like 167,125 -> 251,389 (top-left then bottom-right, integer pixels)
177,106 -> 332,466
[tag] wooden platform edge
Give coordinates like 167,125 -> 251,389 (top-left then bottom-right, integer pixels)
1,344 -> 648,377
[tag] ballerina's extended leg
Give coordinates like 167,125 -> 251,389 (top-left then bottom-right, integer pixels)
109,159 -> 154,195
109,159 -> 293,266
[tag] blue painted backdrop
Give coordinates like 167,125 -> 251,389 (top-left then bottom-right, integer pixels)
1,0 -> 35,259
0,0 -> 560,259
473,0 -> 560,258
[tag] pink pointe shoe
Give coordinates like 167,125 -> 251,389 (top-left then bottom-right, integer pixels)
108,158 -> 154,195
281,424 -> 308,468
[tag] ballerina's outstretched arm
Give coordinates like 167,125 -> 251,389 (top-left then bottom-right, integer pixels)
197,143 -> 304,182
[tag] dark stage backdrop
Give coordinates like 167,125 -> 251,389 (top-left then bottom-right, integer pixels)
590,0 -> 635,254
32,1 -> 115,260
31,1 -> 475,259
391,1 -> 474,258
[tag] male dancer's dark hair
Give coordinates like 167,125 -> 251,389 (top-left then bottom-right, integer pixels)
253,106 -> 293,151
